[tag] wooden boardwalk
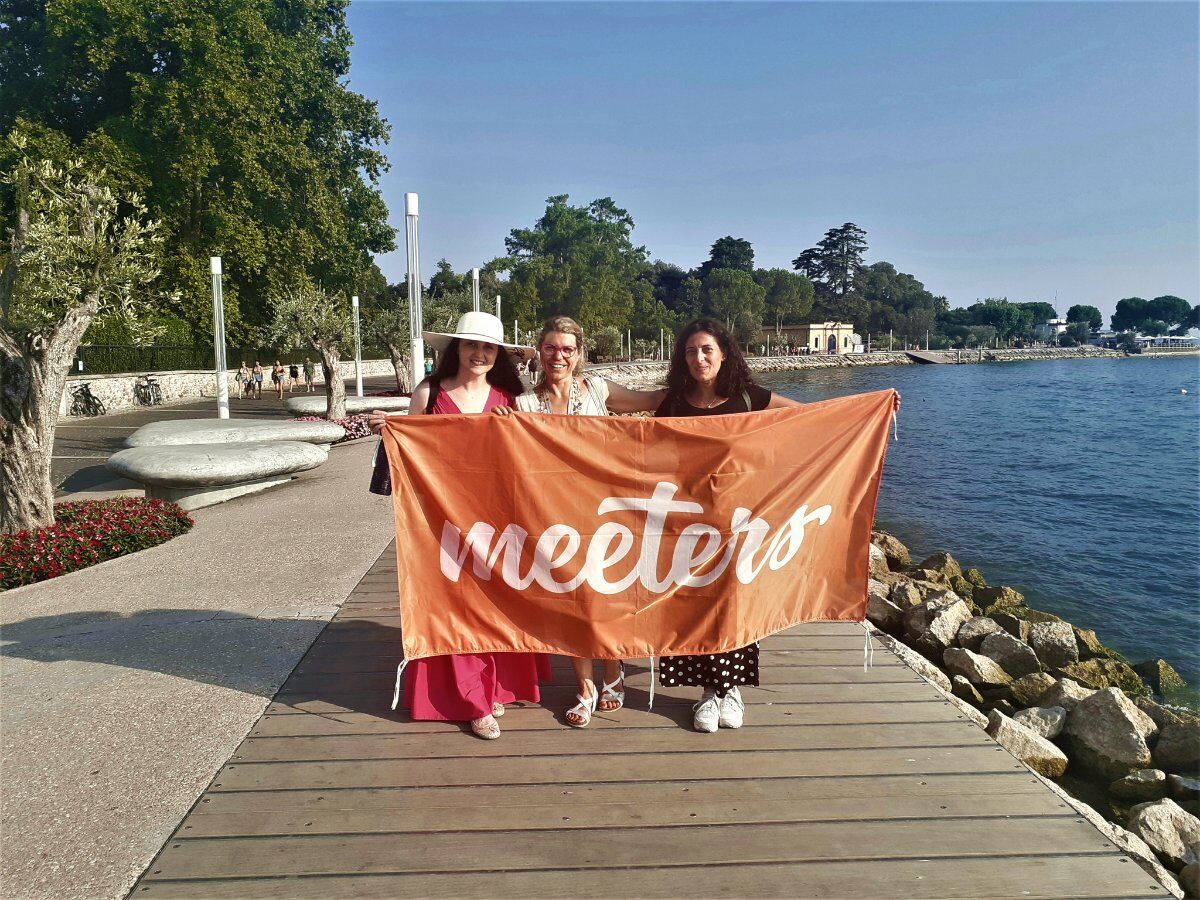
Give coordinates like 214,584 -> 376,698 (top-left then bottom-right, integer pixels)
131,544 -> 1165,898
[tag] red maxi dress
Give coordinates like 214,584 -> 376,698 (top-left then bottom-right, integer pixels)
403,384 -> 552,721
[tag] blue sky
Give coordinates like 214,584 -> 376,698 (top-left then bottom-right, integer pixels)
348,1 -> 1198,320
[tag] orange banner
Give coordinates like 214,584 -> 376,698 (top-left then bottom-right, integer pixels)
381,389 -> 898,661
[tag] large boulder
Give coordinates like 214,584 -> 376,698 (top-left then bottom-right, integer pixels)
1111,769 -> 1170,802
909,567 -> 947,585
868,543 -> 890,580
956,616 -> 1003,652
1038,677 -> 1097,712
943,648 -> 1013,688
1128,799 -> 1200,871
866,581 -> 904,633
1155,718 -> 1200,775
962,567 -> 987,588
1180,864 -> 1199,898
904,595 -> 972,657
990,611 -> 1031,642
889,579 -> 924,609
871,531 -> 911,571
1009,672 -> 1057,708
1028,621 -> 1079,670
976,585 -> 1025,607
1065,688 -> 1158,780
986,710 -> 1068,777
951,675 -> 984,706
876,632 -> 951,694
978,631 -> 1042,679
1169,775 -> 1200,802
1074,627 -> 1113,661
948,574 -> 976,599
1134,659 -> 1188,696
1057,658 -> 1150,697
1013,705 -> 1066,740
917,551 -> 962,580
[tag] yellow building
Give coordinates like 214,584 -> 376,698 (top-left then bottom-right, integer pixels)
761,322 -> 858,354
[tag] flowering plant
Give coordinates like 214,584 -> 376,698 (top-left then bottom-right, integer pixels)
1,498 -> 193,590
290,414 -> 371,442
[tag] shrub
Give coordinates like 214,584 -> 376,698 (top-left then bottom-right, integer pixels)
1,498 -> 194,590
290,414 -> 371,442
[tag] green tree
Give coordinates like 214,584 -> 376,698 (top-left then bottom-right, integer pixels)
427,259 -> 465,299
2,0 -> 395,343
792,223 -> 868,298
2,148 -> 169,532
702,268 -> 766,345
264,281 -> 353,420
362,290 -> 412,393
1147,295 -> 1191,330
629,280 -> 676,342
697,236 -> 754,280
1064,321 -> 1092,345
755,268 -> 814,331
1066,304 -> 1103,331
969,298 -> 1026,341
1018,301 -> 1058,324
1111,297 -> 1149,332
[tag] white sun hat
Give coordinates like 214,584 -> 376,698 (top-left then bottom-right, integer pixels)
422,311 -> 534,359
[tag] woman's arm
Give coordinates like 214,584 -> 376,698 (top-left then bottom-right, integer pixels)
603,379 -> 666,414
766,393 -> 802,409
369,381 -> 430,434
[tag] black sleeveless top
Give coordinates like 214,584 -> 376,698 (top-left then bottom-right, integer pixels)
654,384 -> 772,418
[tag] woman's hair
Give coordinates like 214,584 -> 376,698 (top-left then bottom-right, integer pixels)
428,338 -> 525,397
665,318 -> 757,401
536,316 -> 586,379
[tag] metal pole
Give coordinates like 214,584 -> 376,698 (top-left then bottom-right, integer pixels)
889,329 -> 893,351
925,330 -> 930,351
471,268 -> 480,312
495,295 -> 501,319
404,193 -> 424,385
514,319 -> 518,344
627,330 -> 632,360
659,328 -> 664,360
210,256 -> 229,419
351,294 -> 363,398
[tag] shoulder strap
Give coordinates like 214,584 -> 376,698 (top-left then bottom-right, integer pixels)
741,390 -> 752,411
424,378 -> 440,414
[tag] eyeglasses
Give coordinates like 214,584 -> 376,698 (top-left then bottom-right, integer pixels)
539,344 -> 577,358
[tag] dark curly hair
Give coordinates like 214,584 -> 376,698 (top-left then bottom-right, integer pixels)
427,338 -> 525,398
665,318 -> 758,405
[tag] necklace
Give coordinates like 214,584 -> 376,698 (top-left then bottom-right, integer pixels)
537,377 -> 583,415
689,390 -> 727,409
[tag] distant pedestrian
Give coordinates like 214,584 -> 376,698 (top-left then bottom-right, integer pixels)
288,362 -> 299,392
237,362 -> 251,398
424,357 -> 433,377
303,357 -> 315,392
272,360 -> 285,399
252,361 -> 264,398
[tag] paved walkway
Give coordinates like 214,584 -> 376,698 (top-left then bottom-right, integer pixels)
126,544 -> 1164,899
1,440 -> 395,900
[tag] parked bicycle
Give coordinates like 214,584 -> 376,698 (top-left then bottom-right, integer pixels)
69,382 -> 106,417
134,373 -> 163,406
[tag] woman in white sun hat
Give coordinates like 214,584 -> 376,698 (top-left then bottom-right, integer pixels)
368,311 -> 550,740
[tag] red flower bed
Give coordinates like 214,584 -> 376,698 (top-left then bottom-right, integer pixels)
1,498 -> 194,590
291,414 -> 372,441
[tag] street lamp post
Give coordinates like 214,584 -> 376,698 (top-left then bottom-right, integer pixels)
210,256 -> 229,419
404,193 -> 424,385
471,268 -> 480,312
351,294 -> 363,398
495,295 -> 501,319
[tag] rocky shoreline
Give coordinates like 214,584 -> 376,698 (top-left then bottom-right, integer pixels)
867,531 -> 1199,898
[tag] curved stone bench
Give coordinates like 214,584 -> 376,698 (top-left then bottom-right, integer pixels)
283,395 -> 410,416
124,418 -> 346,451
106,442 -> 327,511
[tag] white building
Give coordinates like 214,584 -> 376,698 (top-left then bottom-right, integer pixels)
1033,318 -> 1070,341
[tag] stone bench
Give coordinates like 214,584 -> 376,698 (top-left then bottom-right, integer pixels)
283,395 -> 410,416
106,442 -> 328,511
124,418 -> 346,451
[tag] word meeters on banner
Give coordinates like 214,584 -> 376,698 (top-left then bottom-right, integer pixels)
438,481 -> 833,595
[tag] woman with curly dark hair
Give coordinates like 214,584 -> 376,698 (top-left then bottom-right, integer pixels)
654,318 -> 801,732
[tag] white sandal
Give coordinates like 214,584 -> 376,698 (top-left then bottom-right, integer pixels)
599,665 -> 625,711
491,702 -> 505,718
566,690 -> 598,728
470,714 -> 501,740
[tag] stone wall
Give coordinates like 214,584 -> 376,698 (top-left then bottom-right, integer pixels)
59,358 -> 398,418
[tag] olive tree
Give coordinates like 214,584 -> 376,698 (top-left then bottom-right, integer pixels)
363,293 -> 413,393
1,148 -> 167,533
265,282 -> 352,420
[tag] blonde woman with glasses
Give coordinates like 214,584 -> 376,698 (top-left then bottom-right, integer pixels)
495,315 -> 664,727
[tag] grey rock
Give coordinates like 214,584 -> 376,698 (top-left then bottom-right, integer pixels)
943,647 -> 1013,688
876,632 -> 951,694
107,441 -> 327,487
1009,672 -> 1058,708
1111,769 -> 1169,802
917,551 -> 962,579
889,580 -> 923,609
1037,677 -> 1097,712
1013,706 -> 1067,740
1074,627 -> 1111,661
991,612 -> 1031,642
986,710 -> 1069,777
976,585 -> 1025,607
1028,621 -> 1080,669
868,543 -> 889,580
956,616 -> 1003,652
866,583 -> 903,633
870,531 -> 911,571
1065,688 -> 1159,780
1170,775 -> 1200,802
1128,799 -> 1200,871
125,418 -> 345,448
951,675 -> 984,706
283,395 -> 410,416
904,596 -> 972,657
1134,659 -> 1188,695
1154,719 -> 1200,775
979,631 -> 1042,678
1180,864 -> 1199,897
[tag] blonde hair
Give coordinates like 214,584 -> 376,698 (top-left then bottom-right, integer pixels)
537,316 -> 586,378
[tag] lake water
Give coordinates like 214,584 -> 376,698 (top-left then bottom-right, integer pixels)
761,355 -> 1200,684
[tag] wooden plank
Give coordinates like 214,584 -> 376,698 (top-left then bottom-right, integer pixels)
247,700 -> 966,736
179,791 -> 1071,837
207,744 -> 1026,791
229,721 -> 990,762
131,854 -> 1167,899
140,818 -> 1129,880
192,771 -> 1050,815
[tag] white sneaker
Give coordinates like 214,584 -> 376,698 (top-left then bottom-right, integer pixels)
693,690 -> 720,733
718,686 -> 745,729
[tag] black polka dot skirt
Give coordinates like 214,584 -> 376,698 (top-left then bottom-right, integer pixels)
658,643 -> 760,692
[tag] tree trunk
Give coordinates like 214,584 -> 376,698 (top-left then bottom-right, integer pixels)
386,342 -> 412,393
318,347 -> 346,420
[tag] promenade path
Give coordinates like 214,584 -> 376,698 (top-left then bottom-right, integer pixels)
128,543 -> 1165,899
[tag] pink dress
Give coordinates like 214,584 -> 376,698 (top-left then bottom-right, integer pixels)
404,384 -> 552,721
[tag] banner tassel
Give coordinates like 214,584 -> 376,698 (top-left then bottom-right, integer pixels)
648,655 -> 656,710
891,409 -> 899,442
861,621 -> 875,672
390,658 -> 409,711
